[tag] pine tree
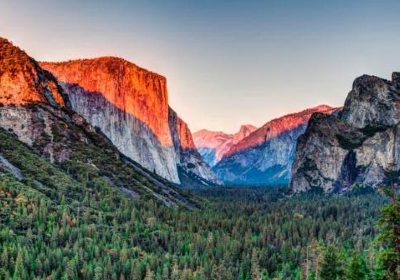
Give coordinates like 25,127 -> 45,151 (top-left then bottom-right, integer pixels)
302,240 -> 321,280
375,168 -> 400,280
345,251 -> 369,280
130,260 -> 142,280
94,265 -> 103,280
251,250 -> 261,280
13,247 -> 26,280
1,247 -> 8,269
238,267 -> 245,280
144,265 -> 154,280
63,259 -> 76,280
261,269 -> 269,280
161,264 -> 169,280
319,246 -> 343,280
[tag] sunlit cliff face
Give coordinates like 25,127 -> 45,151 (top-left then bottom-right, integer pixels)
40,57 -> 220,184
175,115 -> 197,150
0,38 -> 64,107
41,57 -> 172,147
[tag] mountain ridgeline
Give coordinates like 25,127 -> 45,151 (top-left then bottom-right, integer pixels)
291,72 -> 400,193
195,106 -> 338,185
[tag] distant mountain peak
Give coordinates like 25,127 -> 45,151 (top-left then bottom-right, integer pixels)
233,124 -> 257,144
193,124 -> 257,167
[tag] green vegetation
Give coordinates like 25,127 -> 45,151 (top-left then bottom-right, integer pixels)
373,169 -> 400,280
0,128 -> 398,279
336,125 -> 390,151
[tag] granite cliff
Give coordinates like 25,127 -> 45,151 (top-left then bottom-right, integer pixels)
40,58 -> 219,186
291,73 -> 400,193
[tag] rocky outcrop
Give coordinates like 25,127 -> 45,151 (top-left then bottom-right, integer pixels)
213,105 -> 338,185
169,108 -> 221,186
40,58 -> 219,185
193,125 -> 257,167
291,73 -> 400,193
0,37 -> 65,107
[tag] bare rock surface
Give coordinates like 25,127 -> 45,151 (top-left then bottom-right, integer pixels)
291,73 -> 400,192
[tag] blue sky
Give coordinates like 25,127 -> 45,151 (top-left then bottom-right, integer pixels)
1,0 -> 400,133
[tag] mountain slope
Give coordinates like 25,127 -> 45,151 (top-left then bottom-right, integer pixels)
0,36 -> 199,208
193,125 -> 257,167
168,107 -> 222,187
291,73 -> 400,193
40,58 -> 219,186
213,105 -> 338,185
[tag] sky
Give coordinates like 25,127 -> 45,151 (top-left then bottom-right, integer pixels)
1,0 -> 400,133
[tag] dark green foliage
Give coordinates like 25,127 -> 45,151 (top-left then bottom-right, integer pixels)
0,127 -> 393,280
319,246 -> 343,280
374,169 -> 400,280
345,251 -> 370,280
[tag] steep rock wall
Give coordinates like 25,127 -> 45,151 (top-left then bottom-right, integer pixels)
291,73 -> 400,192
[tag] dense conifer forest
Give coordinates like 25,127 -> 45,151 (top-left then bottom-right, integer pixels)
0,128 -> 398,280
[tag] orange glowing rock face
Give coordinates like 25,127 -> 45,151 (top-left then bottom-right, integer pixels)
176,115 -> 197,150
40,57 -> 172,146
0,38 -> 64,107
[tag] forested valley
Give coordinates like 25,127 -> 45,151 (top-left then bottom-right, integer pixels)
0,120 -> 398,280
1,129 -> 397,280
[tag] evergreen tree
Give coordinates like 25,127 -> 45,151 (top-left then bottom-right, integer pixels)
94,265 -> 103,280
1,247 -> 8,269
13,247 -> 26,280
345,251 -> 369,280
261,269 -> 269,280
131,260 -> 142,280
144,265 -> 154,280
375,169 -> 400,280
251,250 -> 261,280
319,246 -> 343,280
238,267 -> 245,280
